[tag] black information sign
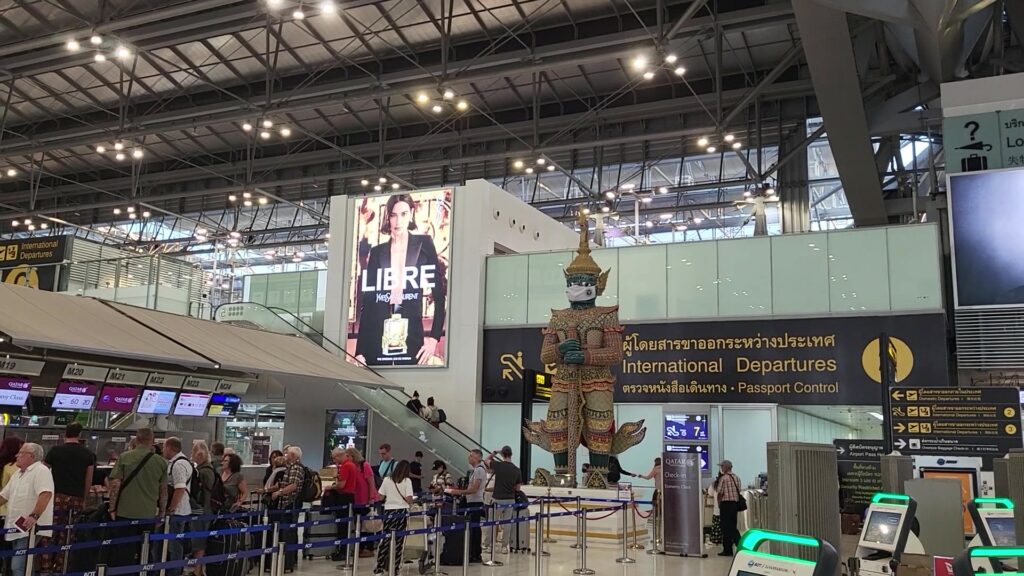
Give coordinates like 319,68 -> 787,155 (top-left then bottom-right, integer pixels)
482,313 -> 948,404
835,439 -> 885,514
0,235 -> 71,291
889,387 -> 1022,456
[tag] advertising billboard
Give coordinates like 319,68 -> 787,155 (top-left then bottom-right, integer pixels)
949,168 -> 1024,307
348,189 -> 452,367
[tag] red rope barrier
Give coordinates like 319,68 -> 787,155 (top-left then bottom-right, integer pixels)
631,501 -> 652,519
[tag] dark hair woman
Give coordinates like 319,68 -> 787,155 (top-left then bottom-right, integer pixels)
375,460 -> 415,575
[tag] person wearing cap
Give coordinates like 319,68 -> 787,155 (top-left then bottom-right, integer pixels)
484,446 -> 522,554
428,460 -> 453,494
713,459 -> 742,556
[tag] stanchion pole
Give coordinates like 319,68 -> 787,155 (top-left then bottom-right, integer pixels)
388,526 -> 398,576
159,516 -> 171,576
646,501 -> 663,556
533,510 -> 543,576
25,525 -> 37,576
432,506 -> 447,576
62,507 -> 75,574
139,531 -> 151,576
543,490 -> 556,543
344,503 -> 354,570
98,564 -> 107,576
276,541 -> 286,576
482,504 -> 503,567
571,509 -> 595,575
570,496 -> 582,549
461,521 -> 471,576
532,500 -> 549,557
351,515 -> 361,576
615,502 -> 635,564
270,517 -> 281,576
629,495 -> 644,550
259,512 -> 269,575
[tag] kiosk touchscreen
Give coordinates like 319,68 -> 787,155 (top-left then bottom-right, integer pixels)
953,547 -> 1024,576
728,529 -> 838,576
852,493 -> 919,576
966,498 -> 1016,572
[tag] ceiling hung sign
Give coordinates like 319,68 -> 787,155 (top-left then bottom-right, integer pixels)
105,369 -> 149,386
214,380 -> 250,395
62,364 -> 110,382
145,373 -> 187,390
0,357 -> 44,377
182,376 -> 220,393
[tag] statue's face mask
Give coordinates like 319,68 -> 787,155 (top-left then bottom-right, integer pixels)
565,273 -> 598,303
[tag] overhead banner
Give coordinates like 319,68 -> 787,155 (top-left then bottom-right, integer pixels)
481,313 -> 948,404
347,189 -> 452,367
0,235 -> 70,291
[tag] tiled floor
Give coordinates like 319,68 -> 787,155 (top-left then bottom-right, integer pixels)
293,541 -> 735,576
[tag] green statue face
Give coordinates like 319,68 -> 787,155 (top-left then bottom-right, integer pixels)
566,272 -> 598,309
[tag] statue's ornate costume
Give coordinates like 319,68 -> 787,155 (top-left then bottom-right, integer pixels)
523,213 -> 646,488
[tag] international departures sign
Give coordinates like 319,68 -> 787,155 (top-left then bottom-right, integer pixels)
481,313 -> 949,404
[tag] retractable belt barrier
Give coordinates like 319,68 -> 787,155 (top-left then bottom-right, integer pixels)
7,497 -> 637,576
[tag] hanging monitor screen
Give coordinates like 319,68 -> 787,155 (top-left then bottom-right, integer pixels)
172,392 -> 210,417
0,377 -> 32,407
136,389 -> 177,415
53,381 -> 98,411
207,394 -> 240,417
95,385 -> 140,412
663,413 -> 709,441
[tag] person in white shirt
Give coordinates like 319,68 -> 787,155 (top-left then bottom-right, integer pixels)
0,443 -> 54,576
374,460 -> 414,576
162,437 -> 192,576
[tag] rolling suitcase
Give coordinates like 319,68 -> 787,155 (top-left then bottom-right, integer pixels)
206,519 -> 247,576
509,505 -> 531,553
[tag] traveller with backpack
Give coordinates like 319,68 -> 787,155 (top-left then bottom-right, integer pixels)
189,443 -> 219,576
267,446 -> 307,572
163,437 -> 193,576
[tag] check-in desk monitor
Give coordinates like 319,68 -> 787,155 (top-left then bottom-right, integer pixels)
853,493 -> 918,576
729,529 -> 838,576
966,498 -> 1016,573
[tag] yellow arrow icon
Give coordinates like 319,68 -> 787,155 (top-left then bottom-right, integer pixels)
894,423 -> 906,433
892,390 -> 904,401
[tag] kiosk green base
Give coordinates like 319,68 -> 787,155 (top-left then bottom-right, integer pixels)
728,529 -> 838,576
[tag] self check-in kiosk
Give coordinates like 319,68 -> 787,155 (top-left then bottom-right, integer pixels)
728,529 -> 838,576
966,498 -> 1016,572
953,547 -> 1024,576
851,493 -> 920,576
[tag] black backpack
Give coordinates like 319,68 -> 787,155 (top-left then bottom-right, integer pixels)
191,462 -> 228,512
301,465 -> 322,503
437,409 -> 447,424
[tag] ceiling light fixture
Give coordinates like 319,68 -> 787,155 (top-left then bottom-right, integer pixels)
228,194 -> 237,202
128,213 -> 137,219
658,186 -> 669,194
766,187 -> 776,196
513,160 -> 524,169
373,185 -> 382,191
546,164 -> 555,171
242,191 -> 252,199
131,148 -> 143,159
456,100 -> 468,111
115,45 -> 131,59
706,146 -> 717,153
229,231 -> 241,239
292,9 -> 305,19
141,211 -> 151,218
605,191 -> 616,199
280,127 -> 291,137
95,145 -> 106,153
259,131 -> 271,140
114,152 -> 125,161
319,0 -> 336,13
93,53 -> 106,62
724,134 -> 735,142
243,200 -> 253,207
242,122 -> 252,132
39,223 -> 48,230
697,137 -> 709,148
360,179 -> 369,186
5,169 -> 16,177
442,89 -> 455,100
66,40 -> 80,52
431,104 -> 443,114
126,206 -> 135,213
262,119 -> 273,128
525,167 -> 534,174
642,71 -> 655,80
113,208 -> 122,215
90,34 -> 102,45
416,92 -> 429,104
258,197 -> 268,205
665,54 -> 678,64
10,220 -> 18,227
379,177 -> 387,184
536,158 -> 546,165
732,141 -> 742,150
113,142 -> 124,151
693,217 -> 703,224
391,183 -> 400,190
631,56 -> 647,71
601,205 -> 610,213
674,66 -> 686,76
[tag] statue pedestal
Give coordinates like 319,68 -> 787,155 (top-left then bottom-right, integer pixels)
522,486 -> 648,547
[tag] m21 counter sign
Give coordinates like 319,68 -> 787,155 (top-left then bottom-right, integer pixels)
889,387 -> 1022,456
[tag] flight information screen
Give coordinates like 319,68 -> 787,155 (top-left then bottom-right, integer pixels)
172,393 -> 210,417
53,381 -> 98,410
136,389 -> 177,415
663,413 -> 709,441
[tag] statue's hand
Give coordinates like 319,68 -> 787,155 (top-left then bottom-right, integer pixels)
563,350 -> 585,364
558,339 -> 581,355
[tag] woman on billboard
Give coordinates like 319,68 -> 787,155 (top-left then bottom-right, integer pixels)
354,193 -> 447,366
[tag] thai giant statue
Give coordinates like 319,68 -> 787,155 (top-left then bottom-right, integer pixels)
523,212 -> 646,489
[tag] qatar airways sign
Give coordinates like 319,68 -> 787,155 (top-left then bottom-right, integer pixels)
348,189 -> 452,367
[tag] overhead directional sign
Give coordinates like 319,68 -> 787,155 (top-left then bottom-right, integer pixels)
889,387 -> 1022,456
835,439 -> 885,514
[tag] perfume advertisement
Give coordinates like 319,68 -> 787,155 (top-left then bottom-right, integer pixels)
348,189 -> 452,367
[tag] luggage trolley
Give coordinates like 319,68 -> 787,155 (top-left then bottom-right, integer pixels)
727,529 -> 839,576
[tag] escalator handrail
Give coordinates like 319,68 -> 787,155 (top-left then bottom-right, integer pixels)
213,302 -> 487,456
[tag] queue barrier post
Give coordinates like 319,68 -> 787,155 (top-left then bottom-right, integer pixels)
629,495 -> 644,550
482,503 -> 503,567
461,520 -> 471,576
350,513 -> 361,576
139,531 -> 151,576
159,515 -> 171,576
646,499 -> 663,555
543,489 -> 556,544
62,508 -> 75,574
570,497 -> 582,550
615,502 -> 635,564
259,511 -> 269,575
25,525 -> 36,576
97,564 -> 107,576
388,526 -> 398,576
534,509 -> 544,576
432,505 -> 447,576
344,503 -> 354,570
270,518 -> 281,576
276,541 -> 286,576
532,500 -> 549,557
572,508 -> 595,575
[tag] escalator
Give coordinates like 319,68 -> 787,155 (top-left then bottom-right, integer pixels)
213,302 -> 485,475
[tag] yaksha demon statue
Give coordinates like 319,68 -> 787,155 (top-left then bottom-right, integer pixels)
523,212 -> 646,489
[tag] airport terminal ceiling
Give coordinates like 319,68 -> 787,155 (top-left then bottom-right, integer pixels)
0,0 -> 1022,266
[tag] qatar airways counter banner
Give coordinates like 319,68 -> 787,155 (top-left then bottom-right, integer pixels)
347,189 -> 452,367
0,377 -> 31,407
